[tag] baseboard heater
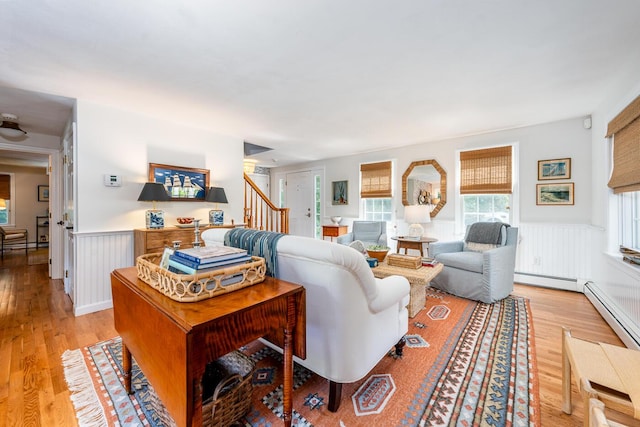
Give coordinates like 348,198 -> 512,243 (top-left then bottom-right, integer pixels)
514,271 -> 579,292
584,281 -> 640,350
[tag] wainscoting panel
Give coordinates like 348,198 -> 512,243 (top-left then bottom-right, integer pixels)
73,230 -> 134,316
514,223 -> 600,289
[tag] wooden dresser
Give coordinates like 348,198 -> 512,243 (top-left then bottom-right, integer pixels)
133,224 -> 238,259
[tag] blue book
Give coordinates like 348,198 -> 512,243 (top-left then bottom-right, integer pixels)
174,246 -> 248,265
169,254 -> 252,270
167,258 -> 252,275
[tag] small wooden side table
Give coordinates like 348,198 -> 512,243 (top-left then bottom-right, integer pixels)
391,236 -> 438,257
372,261 -> 443,317
322,225 -> 348,241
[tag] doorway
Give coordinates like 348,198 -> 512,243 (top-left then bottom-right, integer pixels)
284,169 -> 323,238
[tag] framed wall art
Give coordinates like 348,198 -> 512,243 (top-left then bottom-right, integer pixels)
148,163 -> 210,201
332,180 -> 348,205
38,185 -> 49,202
536,182 -> 574,205
538,158 -> 571,180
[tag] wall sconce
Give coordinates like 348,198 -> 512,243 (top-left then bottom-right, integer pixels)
137,182 -> 170,229
0,113 -> 27,138
206,187 -> 228,225
243,159 -> 258,174
404,204 -> 431,237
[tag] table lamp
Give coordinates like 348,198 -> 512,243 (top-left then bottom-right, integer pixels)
206,187 -> 228,225
404,204 -> 431,237
138,182 -> 170,229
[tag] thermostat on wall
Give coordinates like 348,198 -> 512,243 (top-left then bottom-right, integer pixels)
104,174 -> 122,187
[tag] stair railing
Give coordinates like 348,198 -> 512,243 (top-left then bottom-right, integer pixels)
243,173 -> 289,234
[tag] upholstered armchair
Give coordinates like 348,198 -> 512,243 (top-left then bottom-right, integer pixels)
201,228 -> 410,411
0,226 -> 28,259
336,220 -> 388,248
429,223 -> 518,304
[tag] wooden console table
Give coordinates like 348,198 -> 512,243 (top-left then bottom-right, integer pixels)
391,236 -> 438,257
322,225 -> 348,241
111,267 -> 306,427
134,224 -> 241,259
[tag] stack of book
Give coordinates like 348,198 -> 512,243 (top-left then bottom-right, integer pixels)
167,246 -> 252,276
422,257 -> 439,267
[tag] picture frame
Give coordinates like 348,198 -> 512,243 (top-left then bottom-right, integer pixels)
536,183 -> 574,205
38,185 -> 49,202
332,180 -> 348,205
538,158 -> 571,180
148,163 -> 210,201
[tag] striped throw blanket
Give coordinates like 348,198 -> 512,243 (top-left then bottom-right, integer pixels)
224,229 -> 285,277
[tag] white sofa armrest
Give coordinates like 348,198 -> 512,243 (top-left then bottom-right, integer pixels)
369,276 -> 410,313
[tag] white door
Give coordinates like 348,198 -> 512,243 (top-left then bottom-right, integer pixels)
62,123 -> 75,298
286,171 -> 316,237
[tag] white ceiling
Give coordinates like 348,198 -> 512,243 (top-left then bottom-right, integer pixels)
1,0 -> 640,167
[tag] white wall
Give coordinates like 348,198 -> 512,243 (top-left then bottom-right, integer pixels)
273,116 -> 592,232
71,100 -> 246,315
76,100 -> 245,232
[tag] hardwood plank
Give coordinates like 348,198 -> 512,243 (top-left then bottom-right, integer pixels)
1,248 -> 638,425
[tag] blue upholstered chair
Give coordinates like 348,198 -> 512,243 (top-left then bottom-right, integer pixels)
336,221 -> 388,248
429,222 -> 518,303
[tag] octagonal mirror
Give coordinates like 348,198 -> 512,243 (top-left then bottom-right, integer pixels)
402,159 -> 447,218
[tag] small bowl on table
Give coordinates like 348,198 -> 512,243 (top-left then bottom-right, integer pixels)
366,247 -> 389,263
177,217 -> 194,225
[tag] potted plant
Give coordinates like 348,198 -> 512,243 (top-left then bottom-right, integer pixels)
366,245 -> 390,262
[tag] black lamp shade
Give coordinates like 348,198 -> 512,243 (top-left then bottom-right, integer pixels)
205,187 -> 228,203
137,182 -> 170,202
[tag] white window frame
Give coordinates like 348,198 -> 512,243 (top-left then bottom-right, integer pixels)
455,143 -> 519,234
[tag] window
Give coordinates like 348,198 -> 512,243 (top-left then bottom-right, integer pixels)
360,161 -> 393,221
609,95 -> 640,251
459,146 -> 513,226
462,194 -> 510,227
619,191 -> 640,252
362,198 -> 393,221
0,174 -> 12,226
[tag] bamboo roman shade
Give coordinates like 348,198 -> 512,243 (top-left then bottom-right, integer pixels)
0,175 -> 10,200
460,146 -> 512,194
360,161 -> 392,198
607,95 -> 640,194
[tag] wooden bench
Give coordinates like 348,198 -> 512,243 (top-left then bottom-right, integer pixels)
562,326 -> 640,427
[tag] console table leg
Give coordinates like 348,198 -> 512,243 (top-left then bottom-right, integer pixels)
283,295 -> 296,427
122,343 -> 132,394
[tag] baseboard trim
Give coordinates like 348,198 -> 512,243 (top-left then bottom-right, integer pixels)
514,273 -> 579,291
584,283 -> 640,350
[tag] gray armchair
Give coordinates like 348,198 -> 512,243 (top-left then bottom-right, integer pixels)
429,223 -> 518,303
336,221 -> 388,248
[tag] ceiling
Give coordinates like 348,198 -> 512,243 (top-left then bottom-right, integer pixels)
1,1 -> 640,167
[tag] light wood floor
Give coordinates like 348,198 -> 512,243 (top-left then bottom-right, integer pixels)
1,249 -> 638,426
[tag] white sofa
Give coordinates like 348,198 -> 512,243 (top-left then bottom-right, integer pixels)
201,228 -> 410,411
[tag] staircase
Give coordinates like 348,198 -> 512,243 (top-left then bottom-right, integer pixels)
243,173 -> 289,234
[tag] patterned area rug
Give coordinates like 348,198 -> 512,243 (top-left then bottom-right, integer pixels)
62,289 -> 540,426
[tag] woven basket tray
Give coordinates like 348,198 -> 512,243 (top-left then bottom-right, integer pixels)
387,253 -> 422,269
136,253 -> 266,302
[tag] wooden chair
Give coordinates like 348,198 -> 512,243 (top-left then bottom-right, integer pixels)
588,396 -> 628,427
0,226 -> 28,258
562,326 -> 640,427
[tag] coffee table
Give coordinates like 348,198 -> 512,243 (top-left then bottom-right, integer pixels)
372,261 -> 443,317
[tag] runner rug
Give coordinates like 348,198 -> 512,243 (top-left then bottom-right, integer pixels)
62,290 -> 540,426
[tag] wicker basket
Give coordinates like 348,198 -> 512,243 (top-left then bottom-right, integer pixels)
202,350 -> 255,427
387,253 -> 421,269
136,253 -> 266,302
